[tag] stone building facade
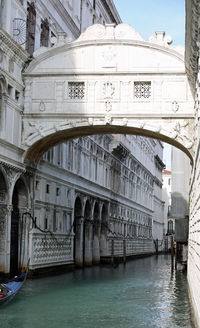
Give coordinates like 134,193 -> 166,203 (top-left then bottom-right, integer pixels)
0,0 -> 165,275
186,1 -> 200,326
32,134 -> 162,270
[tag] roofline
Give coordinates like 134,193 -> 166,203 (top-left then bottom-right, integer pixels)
100,0 -> 122,24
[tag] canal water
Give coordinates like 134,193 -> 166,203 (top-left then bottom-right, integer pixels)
0,255 -> 193,328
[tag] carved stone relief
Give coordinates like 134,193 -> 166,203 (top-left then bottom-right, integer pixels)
102,46 -> 116,68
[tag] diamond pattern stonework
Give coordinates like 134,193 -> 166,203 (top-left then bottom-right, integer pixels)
68,82 -> 85,99
134,82 -> 151,99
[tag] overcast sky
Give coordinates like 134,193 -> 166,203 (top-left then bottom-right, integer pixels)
113,0 -> 185,169
114,0 -> 185,46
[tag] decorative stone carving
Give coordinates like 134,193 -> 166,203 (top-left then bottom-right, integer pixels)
102,46 -> 116,68
122,118 -> 128,126
170,121 -> 194,149
2,165 -> 21,188
32,235 -> 73,264
105,101 -> 112,125
39,101 -> 45,112
76,24 -> 144,42
103,82 -> 115,99
115,24 -> 143,41
28,121 -> 46,137
69,120 -> 76,128
149,31 -> 173,46
172,100 -> 179,112
76,24 -> 106,42
88,118 -> 94,125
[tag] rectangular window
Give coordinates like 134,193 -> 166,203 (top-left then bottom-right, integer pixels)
68,82 -> 85,99
8,85 -> 13,97
36,180 -> 40,190
134,81 -> 151,99
40,19 -> 49,47
26,2 -> 36,55
56,187 -> 60,196
45,218 -> 48,230
46,184 -> 50,194
15,90 -> 20,102
53,209 -> 57,232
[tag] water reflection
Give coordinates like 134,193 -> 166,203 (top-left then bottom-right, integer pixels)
0,255 -> 193,328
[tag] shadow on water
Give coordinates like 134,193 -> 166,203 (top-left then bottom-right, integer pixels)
0,255 -> 194,328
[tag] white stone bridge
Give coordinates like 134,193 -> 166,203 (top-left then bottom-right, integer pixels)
23,24 -> 194,163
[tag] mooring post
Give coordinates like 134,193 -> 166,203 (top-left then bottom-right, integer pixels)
171,235 -> 174,269
175,241 -> 177,270
123,239 -> 126,265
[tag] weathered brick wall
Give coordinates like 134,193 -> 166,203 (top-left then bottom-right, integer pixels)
188,140 -> 200,327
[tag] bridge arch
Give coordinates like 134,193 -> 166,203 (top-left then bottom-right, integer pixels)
22,23 -> 195,165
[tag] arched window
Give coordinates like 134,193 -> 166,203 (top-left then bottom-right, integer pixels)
167,220 -> 173,235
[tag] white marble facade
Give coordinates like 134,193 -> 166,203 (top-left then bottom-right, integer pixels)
0,0 -> 168,275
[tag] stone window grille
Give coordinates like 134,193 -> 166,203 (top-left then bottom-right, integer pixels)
68,82 -> 85,99
134,82 -> 151,99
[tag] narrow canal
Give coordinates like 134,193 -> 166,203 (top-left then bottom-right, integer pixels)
0,255 -> 193,328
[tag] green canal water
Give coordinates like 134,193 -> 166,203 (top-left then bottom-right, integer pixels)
0,255 -> 193,328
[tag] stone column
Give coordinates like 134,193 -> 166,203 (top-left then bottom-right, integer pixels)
74,217 -> 84,267
93,220 -> 101,264
5,205 -> 12,274
100,223 -> 108,257
84,219 -> 93,266
0,0 -> 11,32
0,205 -> 11,274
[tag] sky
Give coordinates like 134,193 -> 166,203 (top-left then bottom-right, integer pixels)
114,0 -> 185,169
114,0 -> 185,46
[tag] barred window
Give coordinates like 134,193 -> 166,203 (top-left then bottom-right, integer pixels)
134,82 -> 151,99
68,82 -> 85,99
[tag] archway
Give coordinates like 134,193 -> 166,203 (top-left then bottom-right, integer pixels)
73,196 -> 83,267
0,169 -> 8,273
93,202 -> 100,264
10,178 -> 28,275
84,199 -> 92,266
100,203 -> 108,262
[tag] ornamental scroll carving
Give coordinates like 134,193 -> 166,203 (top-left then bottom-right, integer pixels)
103,82 -> 115,125
169,121 -> 194,149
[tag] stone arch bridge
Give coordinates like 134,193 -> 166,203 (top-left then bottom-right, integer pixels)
22,24 -> 195,164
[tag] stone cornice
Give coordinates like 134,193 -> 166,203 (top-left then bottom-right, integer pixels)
0,160 -> 26,174
49,0 -> 80,38
0,67 -> 24,89
0,138 -> 25,154
0,28 -> 30,66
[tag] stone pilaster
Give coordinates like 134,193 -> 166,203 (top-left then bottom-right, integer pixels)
84,219 -> 93,266
93,219 -> 101,264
